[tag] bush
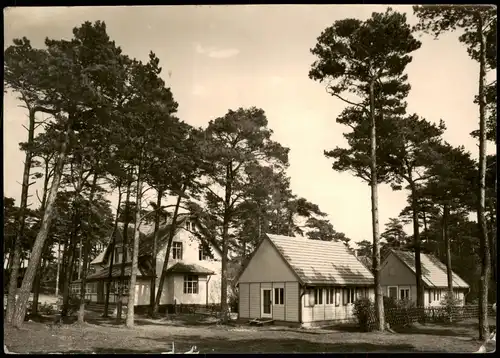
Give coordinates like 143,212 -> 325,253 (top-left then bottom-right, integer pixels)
39,302 -> 56,315
353,297 -> 374,331
383,296 -> 418,328
439,292 -> 465,322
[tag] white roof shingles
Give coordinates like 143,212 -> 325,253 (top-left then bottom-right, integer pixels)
267,234 -> 374,286
392,250 -> 469,289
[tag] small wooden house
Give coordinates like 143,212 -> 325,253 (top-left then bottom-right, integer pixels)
235,234 -> 375,327
380,249 -> 469,306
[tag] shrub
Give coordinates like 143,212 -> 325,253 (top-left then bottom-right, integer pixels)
440,292 -> 465,322
39,302 -> 56,315
353,297 -> 374,331
383,296 -> 419,327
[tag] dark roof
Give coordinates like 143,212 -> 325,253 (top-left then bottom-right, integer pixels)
83,263 -> 153,282
357,255 -> 373,271
390,250 -> 469,289
166,262 -> 215,275
91,215 -> 190,265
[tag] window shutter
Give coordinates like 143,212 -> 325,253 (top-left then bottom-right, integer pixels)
343,288 -> 347,306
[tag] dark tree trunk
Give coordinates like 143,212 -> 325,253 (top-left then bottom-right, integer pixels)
61,204 -> 81,317
31,169 -> 52,317
6,107 -> 37,324
150,188 -> 163,317
443,204 -> 453,297
220,162 -> 232,324
11,114 -> 73,328
476,12 -> 491,342
103,187 -> 122,317
78,171 -> 99,323
117,174 -> 133,323
31,243 -> 50,316
410,181 -> 424,308
369,80 -> 384,331
153,185 -> 186,316
126,163 -> 144,328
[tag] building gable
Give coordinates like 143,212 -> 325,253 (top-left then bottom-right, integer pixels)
380,251 -> 417,286
237,237 -> 299,284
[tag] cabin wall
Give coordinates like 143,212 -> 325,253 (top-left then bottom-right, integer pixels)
301,286 -> 373,325
238,281 -> 300,322
238,239 -> 297,283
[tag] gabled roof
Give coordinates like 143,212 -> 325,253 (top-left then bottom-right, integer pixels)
84,263 -> 153,282
390,250 -> 469,289
91,213 -> 220,266
236,234 -> 374,286
166,262 -> 215,275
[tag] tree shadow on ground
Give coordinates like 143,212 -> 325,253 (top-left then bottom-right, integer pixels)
83,315 -> 222,328
127,335 -> 419,353
394,320 -> 482,339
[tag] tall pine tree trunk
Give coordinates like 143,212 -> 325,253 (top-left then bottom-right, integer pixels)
369,80 -> 384,331
6,107 -> 37,324
410,181 -> 424,308
220,162 -> 232,324
153,185 -> 185,316
150,188 -> 163,317
31,158 -> 52,316
443,204 -> 453,297
78,171 -> 99,322
117,175 -> 133,322
55,238 -> 61,297
61,205 -> 80,316
476,12 -> 490,342
126,164 -> 143,328
103,187 -> 122,317
11,114 -> 73,328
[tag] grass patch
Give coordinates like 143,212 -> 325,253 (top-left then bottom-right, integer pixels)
4,315 -> 492,354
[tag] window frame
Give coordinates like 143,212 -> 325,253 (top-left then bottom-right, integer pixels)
326,288 -> 335,305
172,242 -> 183,260
183,275 -> 199,294
314,288 -> 323,305
399,286 -> 410,300
198,245 -> 210,261
387,286 -> 398,299
274,287 -> 284,305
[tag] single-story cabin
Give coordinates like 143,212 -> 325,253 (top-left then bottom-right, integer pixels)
235,234 -> 375,327
380,249 -> 470,306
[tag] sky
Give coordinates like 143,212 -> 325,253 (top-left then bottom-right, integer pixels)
3,5 -> 495,246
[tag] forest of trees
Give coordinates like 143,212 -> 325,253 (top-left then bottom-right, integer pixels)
3,5 -> 496,341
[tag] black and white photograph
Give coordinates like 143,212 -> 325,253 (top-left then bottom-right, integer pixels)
3,4 -> 497,354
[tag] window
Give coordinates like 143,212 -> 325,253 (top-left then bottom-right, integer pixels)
191,222 -> 197,232
335,288 -> 341,306
314,288 -> 323,305
326,288 -> 335,305
343,288 -> 356,305
173,242 -> 183,260
454,290 -> 459,299
274,287 -> 284,305
388,286 -> 398,299
185,220 -> 190,230
199,245 -> 210,261
183,275 -> 198,294
400,287 -> 410,300
433,290 -> 441,302
114,247 -> 121,263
